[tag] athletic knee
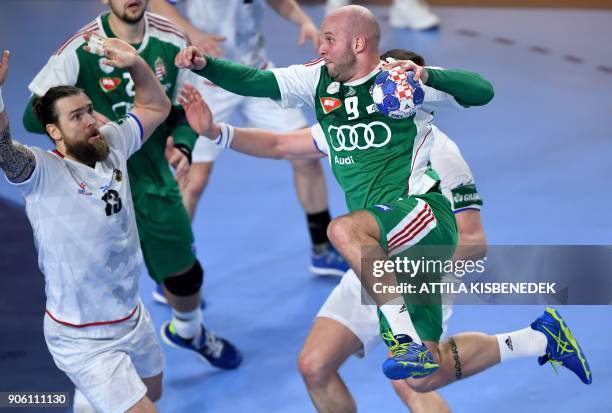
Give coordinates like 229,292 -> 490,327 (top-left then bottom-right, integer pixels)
163,261 -> 203,296
297,349 -> 335,387
327,216 -> 356,248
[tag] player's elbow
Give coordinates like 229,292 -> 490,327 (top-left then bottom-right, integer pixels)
160,95 -> 171,118
475,77 -> 495,106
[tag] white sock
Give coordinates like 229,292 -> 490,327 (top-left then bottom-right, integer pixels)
172,307 -> 202,342
379,296 -> 422,345
73,388 -> 96,413
496,327 -> 548,362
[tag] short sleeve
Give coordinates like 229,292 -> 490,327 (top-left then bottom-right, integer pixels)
29,52 -> 80,96
100,113 -> 143,159
7,147 -> 57,199
310,123 -> 329,155
270,60 -> 323,110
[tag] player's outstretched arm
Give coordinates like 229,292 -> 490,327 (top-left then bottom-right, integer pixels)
84,34 -> 171,142
0,50 -> 36,183
175,47 -> 282,100
179,84 -> 322,160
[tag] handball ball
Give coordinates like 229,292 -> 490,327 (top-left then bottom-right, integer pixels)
370,68 -> 425,119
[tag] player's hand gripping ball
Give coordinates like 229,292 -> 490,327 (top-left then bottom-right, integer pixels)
369,68 -> 425,119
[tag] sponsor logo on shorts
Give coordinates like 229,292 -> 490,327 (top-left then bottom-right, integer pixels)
374,204 -> 393,212
99,77 -> 121,93
320,97 -> 342,114
328,121 -> 391,152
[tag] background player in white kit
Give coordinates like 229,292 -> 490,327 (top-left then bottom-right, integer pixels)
0,36 -> 170,413
149,0 -> 350,277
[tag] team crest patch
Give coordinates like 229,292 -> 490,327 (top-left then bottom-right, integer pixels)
320,97 -> 342,114
374,204 -> 393,212
78,182 -> 92,196
114,169 -> 123,182
99,77 -> 121,93
154,57 -> 166,80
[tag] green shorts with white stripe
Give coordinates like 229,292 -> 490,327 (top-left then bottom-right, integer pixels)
366,191 -> 458,342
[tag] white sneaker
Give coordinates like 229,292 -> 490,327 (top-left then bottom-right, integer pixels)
389,0 -> 440,31
325,0 -> 350,16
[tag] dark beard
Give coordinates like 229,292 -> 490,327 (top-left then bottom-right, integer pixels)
110,2 -> 146,24
66,136 -> 110,166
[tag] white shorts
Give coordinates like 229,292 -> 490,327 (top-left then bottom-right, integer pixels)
192,64 -> 308,163
316,269 -> 452,358
44,303 -> 164,413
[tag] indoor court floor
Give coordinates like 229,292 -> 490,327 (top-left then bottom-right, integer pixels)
0,1 -> 610,412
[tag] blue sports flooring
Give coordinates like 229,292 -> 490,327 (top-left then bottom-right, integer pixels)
0,1 -> 611,412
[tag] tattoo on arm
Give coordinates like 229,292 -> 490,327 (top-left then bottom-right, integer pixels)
0,127 -> 36,183
448,336 -> 463,380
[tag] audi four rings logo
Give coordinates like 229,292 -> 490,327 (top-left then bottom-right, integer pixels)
328,122 -> 392,151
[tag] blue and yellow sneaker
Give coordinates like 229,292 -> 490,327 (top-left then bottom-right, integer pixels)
309,243 -> 350,277
160,321 -> 242,369
381,332 -> 439,380
152,284 -> 206,309
531,307 -> 592,384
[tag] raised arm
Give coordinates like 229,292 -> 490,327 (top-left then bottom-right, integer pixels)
178,84 -> 321,160
85,34 -> 171,141
266,0 -> 319,49
0,50 -> 36,183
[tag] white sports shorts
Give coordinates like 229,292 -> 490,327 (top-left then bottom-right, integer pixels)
43,303 -> 164,413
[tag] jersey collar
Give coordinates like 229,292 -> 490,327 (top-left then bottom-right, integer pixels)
343,64 -> 381,87
98,12 -> 150,53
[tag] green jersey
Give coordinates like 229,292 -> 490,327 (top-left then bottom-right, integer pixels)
25,12 -> 199,197
271,59 -> 484,211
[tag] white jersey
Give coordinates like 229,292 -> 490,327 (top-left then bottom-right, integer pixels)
171,0 -> 268,68
10,115 -> 144,327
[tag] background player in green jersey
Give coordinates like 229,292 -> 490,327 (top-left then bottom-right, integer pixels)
175,3 -> 592,396
22,0 -> 241,372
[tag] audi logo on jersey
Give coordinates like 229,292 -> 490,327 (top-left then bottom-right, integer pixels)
328,121 -> 392,152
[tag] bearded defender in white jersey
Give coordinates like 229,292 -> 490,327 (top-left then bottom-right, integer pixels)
149,0 -> 350,278
0,36 -> 171,413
